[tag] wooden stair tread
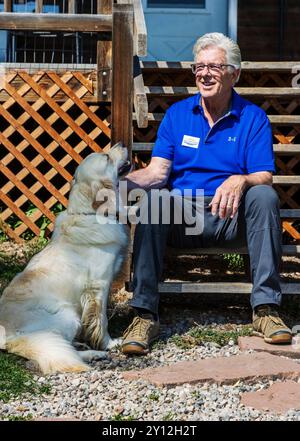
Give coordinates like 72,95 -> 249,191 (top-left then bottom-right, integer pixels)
133,142 -> 300,154
273,176 -> 300,184
140,61 -> 300,71
166,245 -> 300,256
134,113 -> 300,125
144,86 -> 300,97
157,281 -> 300,294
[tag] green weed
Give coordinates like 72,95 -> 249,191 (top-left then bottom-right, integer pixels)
148,392 -> 160,401
0,352 -> 51,403
223,253 -> 244,271
110,413 -> 136,421
170,325 -> 252,349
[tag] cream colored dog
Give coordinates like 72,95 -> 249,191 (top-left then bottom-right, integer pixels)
0,144 -> 130,374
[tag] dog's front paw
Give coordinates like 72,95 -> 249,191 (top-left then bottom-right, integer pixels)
79,350 -> 110,363
105,337 -> 122,350
73,342 -> 91,351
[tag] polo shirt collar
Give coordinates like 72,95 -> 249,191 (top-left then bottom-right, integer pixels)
191,88 -> 242,120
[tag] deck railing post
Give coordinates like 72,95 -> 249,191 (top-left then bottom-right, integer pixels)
36,0 -> 43,14
111,3 -> 134,157
4,0 -> 12,12
96,0 -> 112,101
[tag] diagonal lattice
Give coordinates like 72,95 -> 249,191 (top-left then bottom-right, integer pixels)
0,70 -> 111,241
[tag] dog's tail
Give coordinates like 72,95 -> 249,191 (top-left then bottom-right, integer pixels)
5,331 -> 89,375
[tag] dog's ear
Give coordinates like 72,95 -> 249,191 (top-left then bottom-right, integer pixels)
92,182 -> 117,214
92,199 -> 107,211
91,181 -> 104,210
91,181 -> 113,210
92,194 -> 107,210
101,179 -> 114,190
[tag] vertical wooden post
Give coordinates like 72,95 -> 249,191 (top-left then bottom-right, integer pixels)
97,0 -> 112,101
36,0 -> 43,13
111,3 -> 133,156
68,0 -> 76,14
4,0 -> 12,12
112,4 -> 134,287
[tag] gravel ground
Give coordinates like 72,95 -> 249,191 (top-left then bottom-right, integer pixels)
1,241 -> 300,421
1,303 -> 300,421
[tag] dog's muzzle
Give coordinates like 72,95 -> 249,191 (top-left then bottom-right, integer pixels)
118,160 -> 131,177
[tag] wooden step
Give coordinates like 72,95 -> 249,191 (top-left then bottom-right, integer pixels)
273,176 -> 300,185
133,142 -> 300,155
134,113 -> 300,125
269,115 -> 300,125
140,61 -> 300,72
166,245 -> 300,256
157,282 -> 300,295
144,86 -> 300,98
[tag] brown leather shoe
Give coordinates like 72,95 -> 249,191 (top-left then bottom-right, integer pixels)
122,314 -> 160,355
252,304 -> 292,344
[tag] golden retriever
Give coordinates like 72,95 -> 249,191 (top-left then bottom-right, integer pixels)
0,144 -> 130,374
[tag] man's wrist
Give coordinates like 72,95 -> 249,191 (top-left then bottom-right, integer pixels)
242,174 -> 250,190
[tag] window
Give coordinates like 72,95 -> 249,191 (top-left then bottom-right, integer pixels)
11,0 -> 66,13
2,0 -> 98,63
12,0 -> 35,12
147,0 -> 205,8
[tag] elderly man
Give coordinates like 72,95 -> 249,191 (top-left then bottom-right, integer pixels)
121,32 -> 292,355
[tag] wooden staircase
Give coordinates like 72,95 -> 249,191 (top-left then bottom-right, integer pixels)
130,61 -> 300,296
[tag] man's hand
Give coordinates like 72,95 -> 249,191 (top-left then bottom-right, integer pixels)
209,175 -> 247,219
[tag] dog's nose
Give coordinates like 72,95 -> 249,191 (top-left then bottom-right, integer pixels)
118,160 -> 131,176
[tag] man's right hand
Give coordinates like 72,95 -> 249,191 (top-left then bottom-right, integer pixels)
209,174 -> 247,219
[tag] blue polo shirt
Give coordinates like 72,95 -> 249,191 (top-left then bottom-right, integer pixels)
151,89 -> 275,196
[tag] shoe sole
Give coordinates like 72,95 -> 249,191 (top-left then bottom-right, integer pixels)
122,336 -> 159,356
252,330 -> 292,344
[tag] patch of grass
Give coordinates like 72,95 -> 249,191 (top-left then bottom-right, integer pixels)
0,250 -> 27,285
0,238 -> 47,288
110,413 -> 136,421
6,414 -> 33,421
223,253 -> 244,271
148,392 -> 160,401
0,352 -> 51,403
162,412 -> 175,421
151,340 -> 166,350
170,325 -> 252,349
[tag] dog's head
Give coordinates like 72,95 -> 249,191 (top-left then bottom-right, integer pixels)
68,143 -> 131,214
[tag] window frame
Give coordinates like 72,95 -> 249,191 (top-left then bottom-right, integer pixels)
142,0 -> 210,15
146,0 -> 206,10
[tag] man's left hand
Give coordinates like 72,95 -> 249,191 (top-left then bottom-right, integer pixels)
209,175 -> 247,219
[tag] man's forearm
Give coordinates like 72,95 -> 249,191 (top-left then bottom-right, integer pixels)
124,168 -> 166,191
244,171 -> 273,188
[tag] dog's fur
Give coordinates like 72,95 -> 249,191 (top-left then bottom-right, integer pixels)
0,144 -> 130,374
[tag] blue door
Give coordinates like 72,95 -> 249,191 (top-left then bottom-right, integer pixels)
142,0 -> 229,61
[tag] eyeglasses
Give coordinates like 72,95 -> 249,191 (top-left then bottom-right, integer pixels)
191,63 -> 236,75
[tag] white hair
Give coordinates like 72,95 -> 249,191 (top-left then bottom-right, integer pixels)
193,32 -> 241,82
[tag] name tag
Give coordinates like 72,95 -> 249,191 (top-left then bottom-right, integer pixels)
182,135 -> 200,148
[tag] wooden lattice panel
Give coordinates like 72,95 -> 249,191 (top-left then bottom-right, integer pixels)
239,72 -> 295,88
0,70 -> 111,242
141,66 -> 295,88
